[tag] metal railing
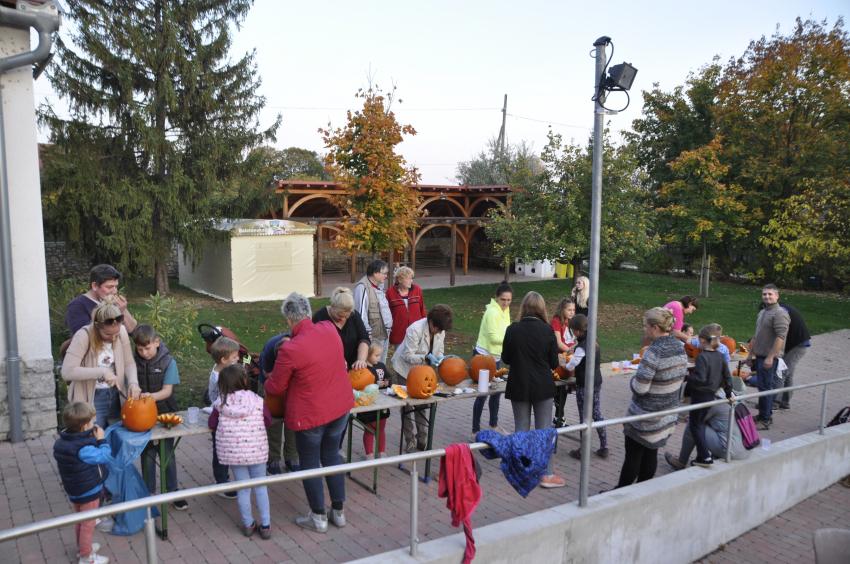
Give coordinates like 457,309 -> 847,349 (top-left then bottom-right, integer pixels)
1,375 -> 848,563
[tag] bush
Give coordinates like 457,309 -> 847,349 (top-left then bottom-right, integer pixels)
637,250 -> 675,274
139,293 -> 199,358
47,277 -> 89,346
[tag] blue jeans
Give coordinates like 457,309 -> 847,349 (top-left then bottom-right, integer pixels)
144,438 -> 178,495
755,357 -> 779,421
472,360 -> 501,433
295,412 -> 348,513
688,395 -> 715,461
93,388 -> 120,429
231,463 -> 270,528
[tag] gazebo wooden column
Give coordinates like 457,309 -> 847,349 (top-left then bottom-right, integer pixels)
316,226 -> 323,296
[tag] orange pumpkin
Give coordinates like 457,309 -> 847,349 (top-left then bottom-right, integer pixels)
157,413 -> 183,429
494,367 -> 509,377
349,367 -> 375,391
392,384 -> 409,399
121,396 -> 158,432
438,357 -> 468,386
684,343 -> 702,359
407,365 -> 438,399
265,391 -> 287,418
738,342 -> 749,354
720,336 -> 736,353
468,355 -> 497,383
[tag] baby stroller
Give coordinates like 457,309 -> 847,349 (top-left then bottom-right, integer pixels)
197,323 -> 262,405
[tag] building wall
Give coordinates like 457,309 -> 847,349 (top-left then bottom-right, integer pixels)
44,241 -> 180,280
0,24 -> 55,440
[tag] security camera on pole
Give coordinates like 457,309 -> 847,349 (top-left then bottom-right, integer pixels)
578,36 -> 637,507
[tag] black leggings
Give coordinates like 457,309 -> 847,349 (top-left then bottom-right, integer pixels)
616,435 -> 658,488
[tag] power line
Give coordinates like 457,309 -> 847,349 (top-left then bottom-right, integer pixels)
506,113 -> 591,130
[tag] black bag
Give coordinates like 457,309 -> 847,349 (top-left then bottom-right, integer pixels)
827,406 -> 850,428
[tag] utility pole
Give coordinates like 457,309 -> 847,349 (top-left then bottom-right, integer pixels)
498,94 -> 507,156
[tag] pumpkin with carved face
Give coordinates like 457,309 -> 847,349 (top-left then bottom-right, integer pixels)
349,367 -> 375,391
407,365 -> 438,399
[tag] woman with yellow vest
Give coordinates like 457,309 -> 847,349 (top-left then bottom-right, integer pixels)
470,281 -> 513,441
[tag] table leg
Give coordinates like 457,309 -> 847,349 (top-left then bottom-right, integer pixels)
423,403 -> 437,483
373,410 -> 380,490
346,415 -> 379,495
159,439 -> 168,541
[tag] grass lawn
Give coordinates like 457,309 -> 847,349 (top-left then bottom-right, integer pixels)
54,270 -> 850,411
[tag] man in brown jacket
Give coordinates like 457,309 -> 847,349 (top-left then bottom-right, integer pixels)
745,284 -> 790,430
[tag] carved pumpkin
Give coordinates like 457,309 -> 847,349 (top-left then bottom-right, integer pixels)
157,413 -> 183,429
265,391 -> 287,418
738,342 -> 749,354
720,336 -> 736,353
349,367 -> 375,391
554,355 -> 575,379
468,355 -> 497,383
494,368 -> 509,377
407,365 -> 438,399
438,357 -> 468,386
392,384 -> 409,399
121,396 -> 158,432
684,343 -> 702,359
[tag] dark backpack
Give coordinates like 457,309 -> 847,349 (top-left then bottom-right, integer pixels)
827,407 -> 850,428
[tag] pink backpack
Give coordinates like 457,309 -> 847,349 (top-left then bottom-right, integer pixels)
734,403 -> 761,450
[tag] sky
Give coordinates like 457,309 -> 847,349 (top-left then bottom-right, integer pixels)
33,0 -> 846,184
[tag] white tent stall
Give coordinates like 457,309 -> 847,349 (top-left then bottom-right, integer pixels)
179,219 -> 316,302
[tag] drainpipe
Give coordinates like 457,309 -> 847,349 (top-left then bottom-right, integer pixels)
0,1 -> 62,442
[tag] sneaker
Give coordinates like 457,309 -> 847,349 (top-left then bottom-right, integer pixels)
665,452 -> 686,471
329,508 -> 346,528
596,447 -> 610,458
259,524 -> 271,540
76,543 -> 100,558
490,425 -> 508,435
94,516 -> 114,532
243,521 -> 257,538
296,511 -> 328,533
471,432 -> 480,443
417,441 -> 428,452
568,449 -> 581,460
172,499 -> 189,511
78,553 -> 109,564
364,452 -> 375,460
406,441 -> 417,453
284,460 -> 301,473
775,404 -> 790,411
379,452 -> 387,458
338,449 -> 347,463
540,474 -> 566,489
692,457 -> 714,468
267,460 -> 281,475
755,418 -> 773,431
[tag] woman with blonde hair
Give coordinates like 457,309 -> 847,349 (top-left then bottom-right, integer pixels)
615,307 -> 687,489
386,266 -> 426,347
571,276 -> 590,317
61,295 -> 141,428
501,292 -> 563,487
312,287 -> 370,370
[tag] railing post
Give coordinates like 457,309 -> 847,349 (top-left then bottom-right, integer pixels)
725,404 -> 735,463
410,460 -> 419,556
819,385 -> 828,435
145,506 -> 158,563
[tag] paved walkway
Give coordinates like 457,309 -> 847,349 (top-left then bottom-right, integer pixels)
1,330 -> 848,564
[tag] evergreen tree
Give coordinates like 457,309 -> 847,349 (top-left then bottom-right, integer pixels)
39,0 -> 279,294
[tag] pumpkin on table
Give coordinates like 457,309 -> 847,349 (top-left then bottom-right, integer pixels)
121,396 -> 158,432
349,367 -> 375,391
684,343 -> 702,359
468,355 -> 497,383
632,346 -> 649,364
438,357 -> 468,386
265,391 -> 287,418
720,336 -> 736,353
554,354 -> 574,380
407,365 -> 438,399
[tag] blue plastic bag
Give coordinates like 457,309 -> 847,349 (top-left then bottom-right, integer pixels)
103,424 -> 159,536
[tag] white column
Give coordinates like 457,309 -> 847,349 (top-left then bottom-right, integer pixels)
0,23 -> 56,440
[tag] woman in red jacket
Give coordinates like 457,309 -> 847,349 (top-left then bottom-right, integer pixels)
386,266 -> 427,346
265,292 -> 354,534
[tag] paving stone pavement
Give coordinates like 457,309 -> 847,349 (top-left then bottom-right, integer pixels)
1,329 -> 848,564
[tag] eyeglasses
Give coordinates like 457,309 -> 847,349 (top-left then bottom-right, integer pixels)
99,315 -> 125,326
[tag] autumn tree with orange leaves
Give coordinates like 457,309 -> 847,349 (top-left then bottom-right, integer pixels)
320,86 -> 423,255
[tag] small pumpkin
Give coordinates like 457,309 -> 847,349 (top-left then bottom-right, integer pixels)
392,384 -> 409,399
738,342 -> 749,354
468,355 -> 497,383
438,357 -> 468,386
349,367 -> 375,391
407,365 -> 438,399
684,343 -> 702,359
265,391 -> 287,418
720,336 -> 736,353
554,355 -> 575,379
121,396 -> 159,432
157,413 -> 183,429
494,367 -> 509,378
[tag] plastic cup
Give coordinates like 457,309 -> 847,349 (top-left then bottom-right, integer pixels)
633,353 -> 641,360
478,371 -> 490,394
611,361 -> 618,372
187,407 -> 199,425
622,361 -> 630,370
761,439 -> 771,451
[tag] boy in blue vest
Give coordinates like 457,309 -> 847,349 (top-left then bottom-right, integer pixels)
132,324 -> 188,510
53,402 -> 112,564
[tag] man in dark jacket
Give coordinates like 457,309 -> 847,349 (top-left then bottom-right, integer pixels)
764,301 -> 811,411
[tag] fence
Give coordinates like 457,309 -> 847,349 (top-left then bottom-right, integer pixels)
1,375 -> 848,564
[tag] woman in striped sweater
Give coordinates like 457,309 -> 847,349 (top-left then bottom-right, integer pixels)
616,307 -> 687,488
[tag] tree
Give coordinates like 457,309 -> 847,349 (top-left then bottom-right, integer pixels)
454,137 -> 543,186
39,0 -> 279,294
319,86 -> 422,254
656,138 -> 748,296
486,130 -> 657,277
250,146 -> 330,187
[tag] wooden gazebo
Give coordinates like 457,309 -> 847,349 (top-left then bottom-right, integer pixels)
259,181 -> 512,293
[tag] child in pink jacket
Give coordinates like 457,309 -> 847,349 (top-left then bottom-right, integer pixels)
208,364 -> 272,539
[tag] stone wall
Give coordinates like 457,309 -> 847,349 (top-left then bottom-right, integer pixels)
44,241 -> 180,280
